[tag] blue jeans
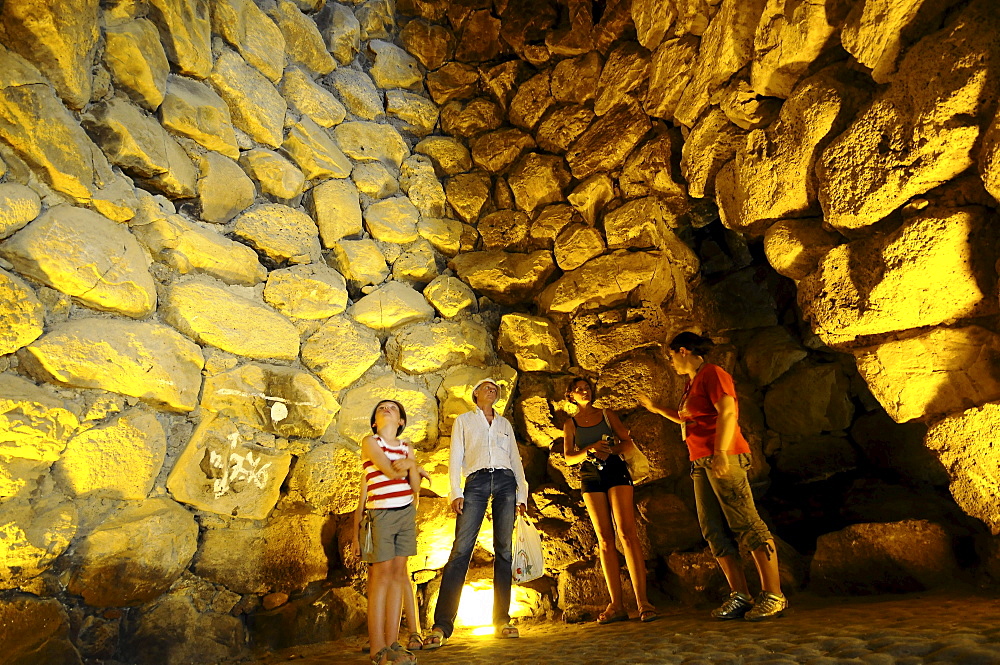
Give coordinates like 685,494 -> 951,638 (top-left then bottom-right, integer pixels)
433,469 -> 517,637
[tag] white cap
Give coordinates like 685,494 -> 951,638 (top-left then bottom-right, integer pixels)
471,378 -> 499,394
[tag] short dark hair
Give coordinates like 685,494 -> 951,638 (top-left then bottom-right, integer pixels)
370,399 -> 407,435
669,332 -> 714,357
564,377 -> 594,404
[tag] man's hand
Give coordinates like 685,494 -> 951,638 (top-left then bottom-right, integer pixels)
516,503 -> 527,517
451,497 -> 464,515
710,451 -> 731,478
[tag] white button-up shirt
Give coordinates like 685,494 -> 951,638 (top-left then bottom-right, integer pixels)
449,407 -> 528,505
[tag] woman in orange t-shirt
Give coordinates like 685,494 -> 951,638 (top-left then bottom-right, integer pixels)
639,332 -> 787,622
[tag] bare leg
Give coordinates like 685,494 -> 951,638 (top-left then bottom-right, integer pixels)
607,485 -> 651,611
716,554 -> 750,595
383,557 -> 406,649
401,564 -> 420,634
750,539 -> 782,595
583,491 -> 623,614
368,560 -> 392,659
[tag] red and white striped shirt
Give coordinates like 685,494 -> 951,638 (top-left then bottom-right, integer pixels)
363,435 -> 414,509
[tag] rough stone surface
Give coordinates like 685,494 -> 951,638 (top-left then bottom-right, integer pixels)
565,99 -> 651,179
855,326 -> 1000,423
271,0 -> 336,75
194,512 -> 328,593
798,207 -> 999,347
0,268 -> 45,355
743,327 -> 808,387
0,374 -> 78,463
498,314 -> 569,373
423,275 -> 476,318
925,402 -> 1000,534
239,149 -> 305,200
764,361 -> 854,436
440,98 -> 504,138
328,239 -> 388,287
0,183 -> 41,240
450,250 -> 557,306
145,0 -> 213,78
161,75 -> 240,159
286,443 -> 362,514
335,121 -> 409,169
301,315 -> 382,391
811,520 -> 960,594
0,206 -> 156,318
416,136 -> 472,176
19,318 -> 204,412
233,204 -> 321,264
644,35 -> 700,121
399,18 -> 454,70
282,116 -> 353,180
202,363 -> 339,438
550,52 -> 601,106
508,152 -> 571,212
196,152 -> 256,224
603,197 -> 679,250
680,108 -> 747,199
351,281 -> 435,331
763,217 -> 842,281
393,238 -> 438,283
305,180 -> 360,248
594,43 -> 649,117
0,595 -> 81,664
478,210 -> 530,251
554,223 -> 605,272
162,278 -> 300,361
426,61 -> 480,105
133,209 -> 265,287
338,373 -> 438,448
324,3 -> 362,65
536,104 -> 596,154
211,0 -> 286,83
352,162 -> 399,199
446,171 -> 491,223
0,492 -> 77,589
263,264 -> 348,320
67,499 -> 197,607
104,19 -> 170,111
208,47 -> 287,148
53,408 -> 165,500
369,39 -> 421,90
817,0 -> 1000,230
385,90 -> 440,136
471,128 -> 537,173
364,196 -> 420,243
330,68 -> 384,120
282,68 -> 347,128
387,320 -> 489,374
418,216 -> 463,256
167,414 -> 293,520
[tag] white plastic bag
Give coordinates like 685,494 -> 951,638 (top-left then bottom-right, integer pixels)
512,515 -> 544,584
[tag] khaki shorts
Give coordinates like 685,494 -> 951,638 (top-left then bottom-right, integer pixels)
363,502 -> 417,564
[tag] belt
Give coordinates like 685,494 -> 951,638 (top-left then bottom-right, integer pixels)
469,467 -> 507,476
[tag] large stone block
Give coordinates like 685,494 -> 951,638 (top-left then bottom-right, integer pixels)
716,66 -> 869,236
620,131 -> 687,201
239,148 -> 305,200
330,68 -> 384,120
742,326 -> 807,387
334,121 -> 409,169
0,183 -> 41,240
680,107 -> 746,199
301,315 -> 382,391
196,152 -> 256,224
450,250 -> 556,306
53,408 -> 165,500
286,443 -> 362,514
194,511 -> 328,593
536,104 -> 595,154
0,595 -> 81,664
479,210 -> 530,251
83,98 -> 196,199
643,35 -> 699,121
146,0 -> 213,78
104,19 -> 170,111
925,402 -> 1000,534
233,203 -> 322,264
632,0 -> 676,51
323,3 -> 361,65
426,61 -> 480,105
211,0 -> 286,83
674,0 -> 768,127
385,89 -> 440,136
328,239 -> 388,287
0,374 -> 78,462
167,414 -> 292,519
399,18 -> 454,70
263,263 -> 348,320
338,373 -> 438,448
471,128 -> 536,173
423,275 -> 476,319
763,361 -> 854,436
160,75 -> 240,159
445,172 -> 491,223
565,98 -> 651,179
798,207 -> 999,347
568,174 -> 614,226
0,493 -> 77,589
550,51 -> 601,106
201,363 -> 340,439
0,268 -> 44,355
270,0 -> 335,75
0,206 -> 156,317
163,278 -> 301,361
0,0 -> 99,110
440,98 -> 504,138
209,47 -> 287,148
498,314 -> 569,373
364,197 -> 420,243
132,208 -> 265,286
817,0 -> 1000,230
855,326 -> 1000,423
282,67 -> 347,128
811,520 -> 959,594
386,320 -> 490,375
982,101 -> 1000,203
508,152 -> 571,212
763,217 -> 842,281
369,39 -> 421,89
567,307 -> 668,373
283,116 -> 352,180
20,318 -> 204,412
67,498 -> 197,606
351,281 -> 435,331
554,224 -> 604,272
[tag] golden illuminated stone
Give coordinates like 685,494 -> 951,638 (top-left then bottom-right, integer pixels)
393,239 -> 439,283
423,275 -> 475,319
211,0 -> 286,83
364,197 -> 421,243
146,0 -> 212,78
436,364 -> 517,433
387,320 -> 490,374
328,239 -> 388,287
0,269 -> 44,355
283,116 -> 353,181
287,443 -> 362,514
416,136 -> 472,176
21,317 -> 205,412
553,224 -> 604,271
233,203 -> 321,264
339,372 -> 438,448
161,75 -> 240,160
401,156 -> 447,218
104,19 -> 170,111
450,250 -> 556,306
0,374 -> 79,462
418,216 -> 463,256
263,263 -> 348,320
369,39 -> 422,89
208,47 -> 287,148
498,313 -> 569,373
680,107 -> 746,199
0,494 -> 77,589
301,314 -> 382,391
335,121 -> 410,168
271,0 -> 336,75
325,3 -> 361,65
763,217 -> 841,281
282,67 -> 347,128
330,68 -> 384,120
239,148 -> 305,200
196,152 -> 256,224
351,281 -> 435,331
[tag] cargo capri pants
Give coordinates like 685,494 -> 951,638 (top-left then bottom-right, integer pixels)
691,452 -> 773,559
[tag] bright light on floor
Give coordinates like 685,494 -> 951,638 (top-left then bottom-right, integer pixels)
455,580 -> 540,630
471,626 -> 495,636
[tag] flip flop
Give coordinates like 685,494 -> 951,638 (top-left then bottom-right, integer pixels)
597,609 -> 629,625
639,609 -> 659,623
496,623 -> 520,638
422,627 -> 446,650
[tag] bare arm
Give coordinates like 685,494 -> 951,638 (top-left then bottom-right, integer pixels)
604,409 -> 636,455
638,394 -> 683,424
713,394 -> 738,455
563,419 -> 603,464
362,435 -> 408,479
405,443 -> 421,496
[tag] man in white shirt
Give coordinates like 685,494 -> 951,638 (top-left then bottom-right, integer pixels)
423,378 -> 528,647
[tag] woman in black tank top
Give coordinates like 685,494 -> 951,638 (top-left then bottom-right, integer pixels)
563,377 -> 658,624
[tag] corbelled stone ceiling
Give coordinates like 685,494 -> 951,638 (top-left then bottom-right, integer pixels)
0,0 -> 998,662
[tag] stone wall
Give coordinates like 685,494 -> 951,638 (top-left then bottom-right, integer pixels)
1,0 -> 999,662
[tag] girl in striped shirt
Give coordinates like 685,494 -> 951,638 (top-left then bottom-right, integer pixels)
353,399 -> 427,665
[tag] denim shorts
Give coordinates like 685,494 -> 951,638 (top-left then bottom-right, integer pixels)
690,453 -> 772,559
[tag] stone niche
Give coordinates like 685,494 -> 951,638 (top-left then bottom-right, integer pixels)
1,0 -> 999,661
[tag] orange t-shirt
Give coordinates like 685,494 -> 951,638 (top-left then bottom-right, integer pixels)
679,363 -> 750,461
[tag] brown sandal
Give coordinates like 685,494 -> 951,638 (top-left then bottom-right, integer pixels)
405,632 -> 423,651
422,627 -> 446,649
